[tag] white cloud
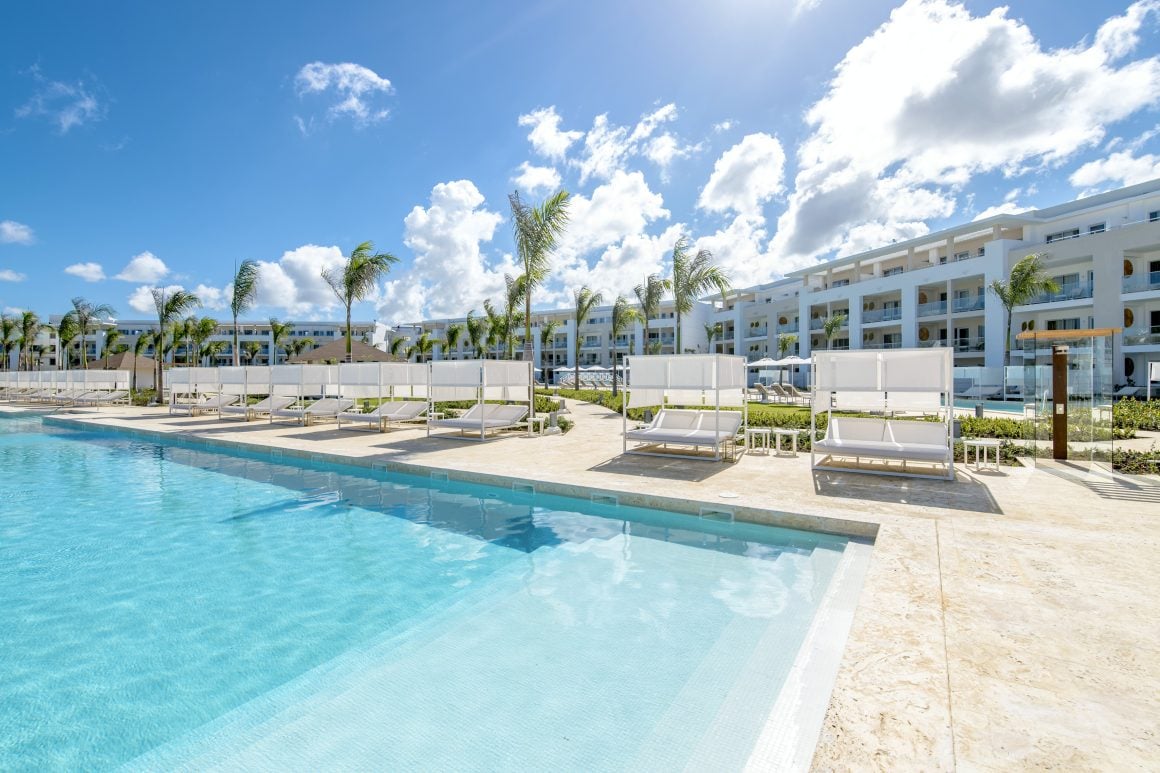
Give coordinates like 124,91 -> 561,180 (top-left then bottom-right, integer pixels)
0,220 -> 34,245
974,201 -> 1034,220
126,284 -> 186,315
793,0 -> 823,16
517,106 -> 583,161
256,245 -> 348,316
294,62 -> 393,127
3,306 -> 22,315
115,252 -> 169,282
698,133 -> 786,217
693,215 -> 772,287
15,65 -> 104,134
64,262 -> 106,281
193,284 -> 228,311
573,104 -> 682,184
1069,149 -> 1160,192
511,161 -> 562,195
713,120 -> 735,133
563,224 -> 685,302
0,269 -> 26,282
772,0 -> 1160,267
379,180 -> 507,323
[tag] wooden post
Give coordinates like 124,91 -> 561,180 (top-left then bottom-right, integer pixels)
1052,345 -> 1068,460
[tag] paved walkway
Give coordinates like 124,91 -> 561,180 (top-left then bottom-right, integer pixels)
21,401 -> 1160,771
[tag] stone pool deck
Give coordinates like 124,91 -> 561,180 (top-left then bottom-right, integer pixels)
22,402 -> 1160,771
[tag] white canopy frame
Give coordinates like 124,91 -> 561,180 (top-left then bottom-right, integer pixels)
1149,361 -> 1160,401
811,348 -> 954,480
621,354 -> 748,461
427,359 -> 534,440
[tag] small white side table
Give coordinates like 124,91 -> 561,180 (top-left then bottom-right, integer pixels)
745,427 -> 771,454
774,428 -> 803,457
964,438 -> 1001,471
526,415 -> 546,435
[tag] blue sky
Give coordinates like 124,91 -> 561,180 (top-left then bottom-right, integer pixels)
2,0 -> 1159,325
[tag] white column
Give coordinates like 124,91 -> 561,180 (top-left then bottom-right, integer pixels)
945,279 -> 954,357
901,284 -> 918,348
848,293 -> 863,350
565,320 -> 576,368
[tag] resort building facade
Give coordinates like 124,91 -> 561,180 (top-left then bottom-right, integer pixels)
402,178 -> 1160,389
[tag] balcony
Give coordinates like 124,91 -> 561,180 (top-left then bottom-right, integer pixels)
1124,329 -> 1160,346
776,322 -> 799,333
1122,271 -> 1160,294
918,336 -> 986,352
810,316 -> 848,330
1024,282 -> 1093,306
862,307 -> 902,324
744,326 -> 768,339
917,296 -> 986,317
862,339 -> 904,349
917,300 -> 948,317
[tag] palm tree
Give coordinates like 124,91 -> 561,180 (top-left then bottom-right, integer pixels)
56,313 -> 79,370
96,327 -> 122,368
572,285 -> 603,389
539,319 -> 559,375
190,317 -> 218,366
229,259 -> 260,367
989,253 -> 1060,368
502,273 -> 527,360
704,322 -> 722,353
67,297 -> 116,369
151,287 -> 200,395
0,313 -> 16,370
268,317 -> 292,365
19,311 -> 45,371
321,241 -> 398,359
509,189 -> 571,362
443,323 -> 463,359
129,332 -> 151,396
412,332 -> 435,363
670,236 -> 730,353
776,333 -> 798,385
634,273 -> 670,355
609,295 -> 639,396
284,337 -> 312,360
241,340 -> 262,364
176,316 -> 196,366
389,336 -> 407,358
483,300 -> 504,359
465,311 -> 488,358
822,313 -> 847,349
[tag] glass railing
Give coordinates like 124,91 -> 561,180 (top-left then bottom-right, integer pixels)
952,296 -> 985,313
1123,330 -> 1160,346
862,307 -> 902,324
917,300 -> 947,317
810,317 -> 847,330
1024,282 -> 1093,305
744,327 -> 768,338
862,340 -> 904,349
776,322 -> 799,333
918,337 -> 985,352
1122,271 -> 1160,293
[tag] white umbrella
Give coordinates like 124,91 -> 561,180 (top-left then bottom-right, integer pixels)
748,357 -> 779,368
783,355 -> 812,366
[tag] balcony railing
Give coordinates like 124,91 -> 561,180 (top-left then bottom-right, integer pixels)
862,340 -> 904,349
1123,329 -> 1160,346
810,316 -> 848,330
1122,271 -> 1160,293
744,327 -> 768,339
862,307 -> 902,324
917,300 -> 947,317
916,296 -> 986,317
776,322 -> 799,333
1024,282 -> 1093,305
918,337 -> 986,352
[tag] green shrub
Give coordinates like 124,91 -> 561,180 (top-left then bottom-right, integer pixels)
1112,448 -> 1160,474
1113,398 -> 1160,432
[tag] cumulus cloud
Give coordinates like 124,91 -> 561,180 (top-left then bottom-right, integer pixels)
378,180 -> 507,323
295,62 -> 393,128
572,104 -> 689,184
771,0 -> 1160,267
126,284 -> 186,315
65,262 -> 106,281
0,269 -> 26,282
255,244 -> 348,316
193,284 -> 228,311
517,106 -> 583,161
0,220 -> 34,244
713,120 -> 735,133
511,161 -> 562,195
115,252 -> 169,282
793,0 -> 823,16
1069,149 -> 1160,193
698,133 -> 786,217
15,65 -> 105,134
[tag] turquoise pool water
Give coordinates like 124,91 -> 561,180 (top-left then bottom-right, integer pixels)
0,415 -> 860,771
953,398 -> 1023,414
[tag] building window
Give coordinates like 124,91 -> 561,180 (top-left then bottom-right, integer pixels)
977,247 -> 986,256
1088,222 -> 1106,234
883,266 -> 904,277
1046,318 -> 1081,331
832,279 -> 850,287
954,251 -> 971,261
1046,228 -> 1080,243
1150,210 -> 1159,223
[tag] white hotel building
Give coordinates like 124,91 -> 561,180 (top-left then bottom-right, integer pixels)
402,178 -> 1160,389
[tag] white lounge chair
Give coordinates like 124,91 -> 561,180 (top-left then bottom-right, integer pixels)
429,403 -> 529,440
270,397 -> 355,426
812,416 -> 952,479
220,395 -> 296,422
337,400 -> 428,432
169,394 -> 239,416
74,390 -> 128,406
624,408 -> 744,461
1112,385 -> 1144,400
783,384 -> 810,404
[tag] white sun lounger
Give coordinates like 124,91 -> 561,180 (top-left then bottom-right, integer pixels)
812,416 -> 952,479
74,390 -> 129,406
219,395 -> 296,422
624,408 -> 744,461
270,397 -> 355,426
337,400 -> 428,432
169,394 -> 240,416
428,403 -> 529,440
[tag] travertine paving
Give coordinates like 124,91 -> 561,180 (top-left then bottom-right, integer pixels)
21,401 -> 1160,771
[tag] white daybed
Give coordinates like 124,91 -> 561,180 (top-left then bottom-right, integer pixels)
335,362 -> 430,432
811,349 -> 954,480
427,360 -> 534,441
622,354 -> 748,462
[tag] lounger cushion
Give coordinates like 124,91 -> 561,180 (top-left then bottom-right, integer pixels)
815,417 -> 950,463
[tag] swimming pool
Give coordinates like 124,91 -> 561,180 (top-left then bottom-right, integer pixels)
0,414 -> 869,771
953,398 -> 1024,414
